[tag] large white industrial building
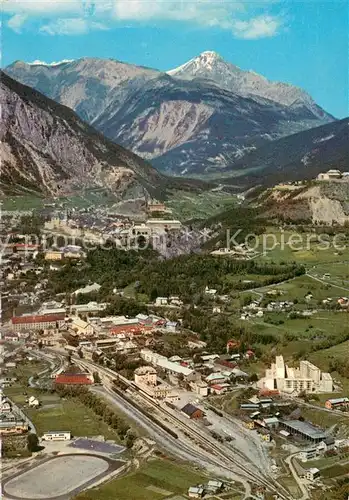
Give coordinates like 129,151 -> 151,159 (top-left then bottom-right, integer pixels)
258,356 -> 333,394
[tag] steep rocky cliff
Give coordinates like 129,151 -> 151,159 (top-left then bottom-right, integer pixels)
0,72 -> 166,198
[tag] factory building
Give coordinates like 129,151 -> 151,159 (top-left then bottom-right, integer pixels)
258,356 -> 333,394
279,420 -> 327,443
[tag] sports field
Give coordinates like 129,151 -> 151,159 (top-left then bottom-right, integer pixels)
27,399 -> 121,440
4,455 -> 117,500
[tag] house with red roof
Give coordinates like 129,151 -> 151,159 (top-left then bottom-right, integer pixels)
55,373 -> 93,385
226,339 -> 241,352
211,384 -> 230,395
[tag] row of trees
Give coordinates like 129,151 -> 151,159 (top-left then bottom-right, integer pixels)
55,385 -> 137,448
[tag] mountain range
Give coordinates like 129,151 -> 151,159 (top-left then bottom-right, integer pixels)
0,71 -> 168,199
167,51 -> 331,119
222,117 -> 349,188
6,52 -> 334,177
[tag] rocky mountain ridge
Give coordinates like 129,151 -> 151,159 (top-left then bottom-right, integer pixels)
258,179 -> 349,225
6,54 -> 334,177
167,51 -> 332,121
0,71 -> 166,198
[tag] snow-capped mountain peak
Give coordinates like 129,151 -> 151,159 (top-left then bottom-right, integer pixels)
27,59 -> 75,66
6,54 -> 334,179
167,51 -> 333,120
196,50 -> 223,66
167,50 -> 237,77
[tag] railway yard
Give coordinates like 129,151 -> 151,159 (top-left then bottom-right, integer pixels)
0,348 -> 317,500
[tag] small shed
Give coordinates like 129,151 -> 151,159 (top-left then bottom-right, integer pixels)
181,403 -> 203,420
206,480 -> 224,493
188,486 -> 204,498
306,468 -> 320,481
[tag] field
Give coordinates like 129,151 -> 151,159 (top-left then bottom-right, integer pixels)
256,228 -> 349,265
307,261 -> 349,290
26,399 -> 122,440
1,188 -> 120,212
298,452 -> 349,480
320,462 -> 349,479
224,273 -> 279,287
245,309 -> 348,359
300,407 -> 349,432
6,360 -> 49,382
309,340 -> 349,370
278,476 -> 302,499
257,274 -> 347,302
123,283 -> 149,303
74,459 -> 209,500
5,383 -> 121,441
167,190 -> 238,221
5,384 -> 60,406
1,194 -> 44,211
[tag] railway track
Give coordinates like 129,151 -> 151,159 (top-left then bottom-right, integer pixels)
76,358 -> 292,499
128,383 -> 291,499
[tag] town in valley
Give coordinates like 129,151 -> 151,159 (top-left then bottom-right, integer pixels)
1,2 -> 348,499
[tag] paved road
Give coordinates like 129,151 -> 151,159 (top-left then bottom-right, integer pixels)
285,455 -> 310,500
306,271 -> 349,293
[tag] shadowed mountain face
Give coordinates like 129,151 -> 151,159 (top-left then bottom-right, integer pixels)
6,54 -> 334,177
221,118 -> 349,189
0,71 -> 166,198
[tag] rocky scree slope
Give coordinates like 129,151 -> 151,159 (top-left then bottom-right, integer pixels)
0,71 -> 168,198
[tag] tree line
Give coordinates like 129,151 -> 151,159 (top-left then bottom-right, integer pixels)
54,385 -> 137,448
45,240 -> 304,302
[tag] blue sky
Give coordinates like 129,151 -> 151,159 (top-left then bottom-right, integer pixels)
2,1 -> 348,118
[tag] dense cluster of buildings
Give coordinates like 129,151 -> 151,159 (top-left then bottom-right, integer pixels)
43,209 -> 182,251
10,309 -> 170,345
258,356 -> 333,395
44,245 -> 86,261
8,304 -> 256,399
133,365 -> 178,400
0,393 -> 28,436
140,349 -> 194,377
239,399 -> 334,447
211,245 -> 258,260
